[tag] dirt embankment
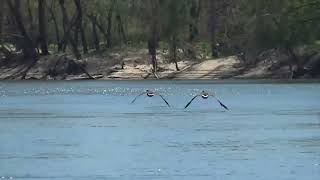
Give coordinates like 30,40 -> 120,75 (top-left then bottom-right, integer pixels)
0,48 -> 319,80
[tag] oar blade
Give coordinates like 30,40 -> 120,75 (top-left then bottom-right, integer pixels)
159,95 -> 170,107
217,99 -> 229,110
130,92 -> 145,104
184,95 -> 199,109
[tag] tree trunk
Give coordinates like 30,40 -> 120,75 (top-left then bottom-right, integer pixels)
59,0 -> 81,59
187,0 -> 200,59
74,0 -> 88,54
95,21 -> 109,41
0,4 -> 3,44
209,0 -> 219,58
73,27 -> 79,46
48,2 -> 61,51
287,46 -> 304,79
148,38 -> 157,74
189,0 -> 200,42
90,16 -> 100,51
148,0 -> 160,75
106,0 -> 115,48
52,16 -> 61,51
27,0 -> 35,37
79,24 -> 88,54
38,0 -> 49,55
61,39 -> 67,52
116,14 -> 127,45
6,0 -> 38,59
59,0 -> 67,52
170,35 -> 179,71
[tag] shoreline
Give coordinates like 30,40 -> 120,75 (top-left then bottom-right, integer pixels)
1,79 -> 320,83
1,50 -> 319,81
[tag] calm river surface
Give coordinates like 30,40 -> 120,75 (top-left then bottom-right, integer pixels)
0,80 -> 319,180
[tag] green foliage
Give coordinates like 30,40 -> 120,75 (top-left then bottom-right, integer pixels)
158,41 -> 169,50
160,0 -> 189,38
197,42 -> 211,57
1,0 -> 319,61
254,0 -> 320,49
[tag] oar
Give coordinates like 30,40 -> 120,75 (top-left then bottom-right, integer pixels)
130,92 -> 146,104
158,94 -> 170,107
212,96 -> 229,110
184,95 -> 199,109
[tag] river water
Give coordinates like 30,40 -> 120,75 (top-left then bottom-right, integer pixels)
0,80 -> 319,180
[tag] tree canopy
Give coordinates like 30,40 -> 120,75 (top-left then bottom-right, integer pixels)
0,0 -> 319,66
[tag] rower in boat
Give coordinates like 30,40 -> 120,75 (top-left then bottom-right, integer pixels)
131,90 -> 170,107
184,91 -> 229,110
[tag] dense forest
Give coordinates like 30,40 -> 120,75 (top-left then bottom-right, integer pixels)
0,0 -> 320,79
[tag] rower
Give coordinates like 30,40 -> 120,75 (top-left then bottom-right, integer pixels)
185,90 -> 229,110
131,90 -> 170,107
201,91 -> 209,99
146,90 -> 155,97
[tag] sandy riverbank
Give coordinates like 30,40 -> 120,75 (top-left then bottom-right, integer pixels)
0,48 -> 319,80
